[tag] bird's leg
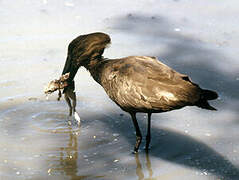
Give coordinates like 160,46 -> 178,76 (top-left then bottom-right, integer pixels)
145,112 -> 152,151
64,81 -> 75,116
65,81 -> 80,124
67,88 -> 76,114
64,91 -> 73,116
130,112 -> 142,153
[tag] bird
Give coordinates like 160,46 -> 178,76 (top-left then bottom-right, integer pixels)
61,32 -> 218,153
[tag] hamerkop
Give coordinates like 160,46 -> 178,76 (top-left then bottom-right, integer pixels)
61,32 -> 218,153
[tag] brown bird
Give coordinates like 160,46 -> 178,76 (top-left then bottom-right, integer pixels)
61,32 -> 218,153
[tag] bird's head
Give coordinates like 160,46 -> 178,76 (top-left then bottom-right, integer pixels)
68,32 -> 111,67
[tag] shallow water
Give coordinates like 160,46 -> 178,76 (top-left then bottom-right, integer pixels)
0,94 -> 239,180
1,0 -> 239,179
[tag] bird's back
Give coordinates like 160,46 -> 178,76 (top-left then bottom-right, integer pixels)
99,56 -> 203,113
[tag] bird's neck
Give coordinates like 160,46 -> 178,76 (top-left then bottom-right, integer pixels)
84,57 -> 104,84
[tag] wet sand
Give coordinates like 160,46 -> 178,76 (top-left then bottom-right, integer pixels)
1,0 -> 239,179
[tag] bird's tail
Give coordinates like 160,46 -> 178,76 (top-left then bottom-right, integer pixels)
196,89 -> 218,111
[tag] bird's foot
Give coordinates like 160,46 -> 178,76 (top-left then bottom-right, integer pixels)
74,111 -> 81,126
131,149 -> 141,154
131,150 -> 138,154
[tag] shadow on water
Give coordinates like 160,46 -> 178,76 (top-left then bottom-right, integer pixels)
97,112 -> 239,180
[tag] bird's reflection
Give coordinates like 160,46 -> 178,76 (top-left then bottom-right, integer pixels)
47,123 -> 95,179
135,153 -> 144,180
135,153 -> 156,180
58,125 -> 78,177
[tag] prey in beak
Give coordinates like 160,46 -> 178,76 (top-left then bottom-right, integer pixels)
44,73 -> 80,124
44,73 -> 70,94
44,73 -> 70,100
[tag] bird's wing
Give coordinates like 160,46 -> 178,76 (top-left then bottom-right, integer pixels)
103,56 -> 201,112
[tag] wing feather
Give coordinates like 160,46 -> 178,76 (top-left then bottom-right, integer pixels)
101,56 -> 201,112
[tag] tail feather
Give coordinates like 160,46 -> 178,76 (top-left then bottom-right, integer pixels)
201,89 -> 218,100
196,89 -> 218,111
196,99 -> 217,111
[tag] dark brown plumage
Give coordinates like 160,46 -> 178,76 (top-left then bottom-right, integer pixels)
62,32 -> 218,152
